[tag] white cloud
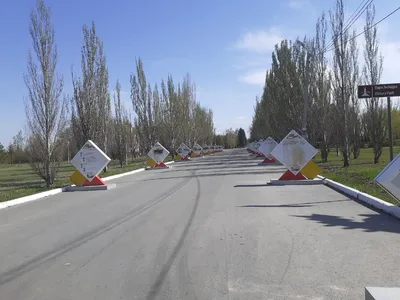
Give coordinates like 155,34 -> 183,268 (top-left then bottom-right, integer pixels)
235,116 -> 249,120
232,54 -> 270,71
288,0 -> 309,9
238,70 -> 266,86
233,28 -> 283,53
380,41 -> 400,83
232,26 -> 300,86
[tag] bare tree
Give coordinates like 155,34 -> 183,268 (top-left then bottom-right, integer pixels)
127,115 -> 139,160
363,3 -> 385,163
161,75 -> 182,157
310,12 -> 332,161
152,83 -> 163,143
24,0 -> 66,187
330,0 -> 353,167
130,59 -> 214,156
223,129 -> 237,149
71,21 -> 111,154
348,29 -> 361,159
113,80 -> 129,167
130,58 -> 152,153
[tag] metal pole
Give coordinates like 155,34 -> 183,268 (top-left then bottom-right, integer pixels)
387,96 -> 393,161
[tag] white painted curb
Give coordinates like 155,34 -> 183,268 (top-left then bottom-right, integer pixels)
317,175 -> 400,220
0,160 -> 175,210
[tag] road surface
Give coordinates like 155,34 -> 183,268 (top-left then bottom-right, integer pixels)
0,149 -> 399,299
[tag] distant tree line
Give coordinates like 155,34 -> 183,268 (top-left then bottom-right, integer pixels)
213,127 -> 247,149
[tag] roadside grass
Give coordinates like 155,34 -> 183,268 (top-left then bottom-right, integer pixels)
0,155 -> 173,203
315,146 -> 400,206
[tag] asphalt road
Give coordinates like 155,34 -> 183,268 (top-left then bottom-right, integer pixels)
0,149 -> 399,300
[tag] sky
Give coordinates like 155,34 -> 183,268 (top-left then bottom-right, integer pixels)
1,0 -> 400,146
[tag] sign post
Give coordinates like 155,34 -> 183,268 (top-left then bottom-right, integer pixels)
358,83 -> 400,161
192,143 -> 204,158
270,130 -> 321,184
68,140 -> 112,191
146,142 -> 170,169
257,137 -> 278,164
387,96 -> 394,161
175,143 -> 191,161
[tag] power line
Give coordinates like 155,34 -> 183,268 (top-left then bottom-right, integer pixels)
344,0 -> 370,27
342,0 -> 373,33
324,0 -> 373,52
325,4 -> 400,53
323,0 -> 371,52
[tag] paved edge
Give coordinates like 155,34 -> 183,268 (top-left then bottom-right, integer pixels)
317,175 -> 400,220
0,161 -> 175,210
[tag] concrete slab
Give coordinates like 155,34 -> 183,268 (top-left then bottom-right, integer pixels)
365,287 -> 400,300
145,166 -> 170,170
64,183 -> 116,192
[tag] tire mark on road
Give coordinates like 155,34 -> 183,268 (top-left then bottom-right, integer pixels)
146,171 -> 201,300
279,224 -> 294,285
0,176 -> 193,286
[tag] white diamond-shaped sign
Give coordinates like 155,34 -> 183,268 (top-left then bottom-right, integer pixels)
193,143 -> 203,155
71,140 -> 111,182
247,142 -> 255,151
375,153 -> 400,203
147,142 -> 169,164
271,130 -> 318,175
258,137 -> 278,159
176,143 -> 190,158
253,140 -> 263,152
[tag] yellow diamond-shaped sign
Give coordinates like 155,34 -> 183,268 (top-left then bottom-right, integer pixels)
70,170 -> 87,186
146,158 -> 156,168
300,161 -> 322,179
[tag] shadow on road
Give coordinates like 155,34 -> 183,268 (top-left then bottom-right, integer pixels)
238,199 -> 350,208
292,213 -> 400,234
176,160 -> 262,167
234,184 -> 269,187
241,204 -> 313,208
139,169 -> 284,182
173,163 -> 269,172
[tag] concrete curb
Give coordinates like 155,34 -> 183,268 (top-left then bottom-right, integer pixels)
317,175 -> 400,220
269,179 -> 324,185
0,161 -> 175,210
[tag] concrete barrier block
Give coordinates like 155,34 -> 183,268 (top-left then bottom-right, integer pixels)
365,287 -> 400,300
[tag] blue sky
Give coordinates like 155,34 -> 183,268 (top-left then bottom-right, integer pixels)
1,0 -> 400,145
